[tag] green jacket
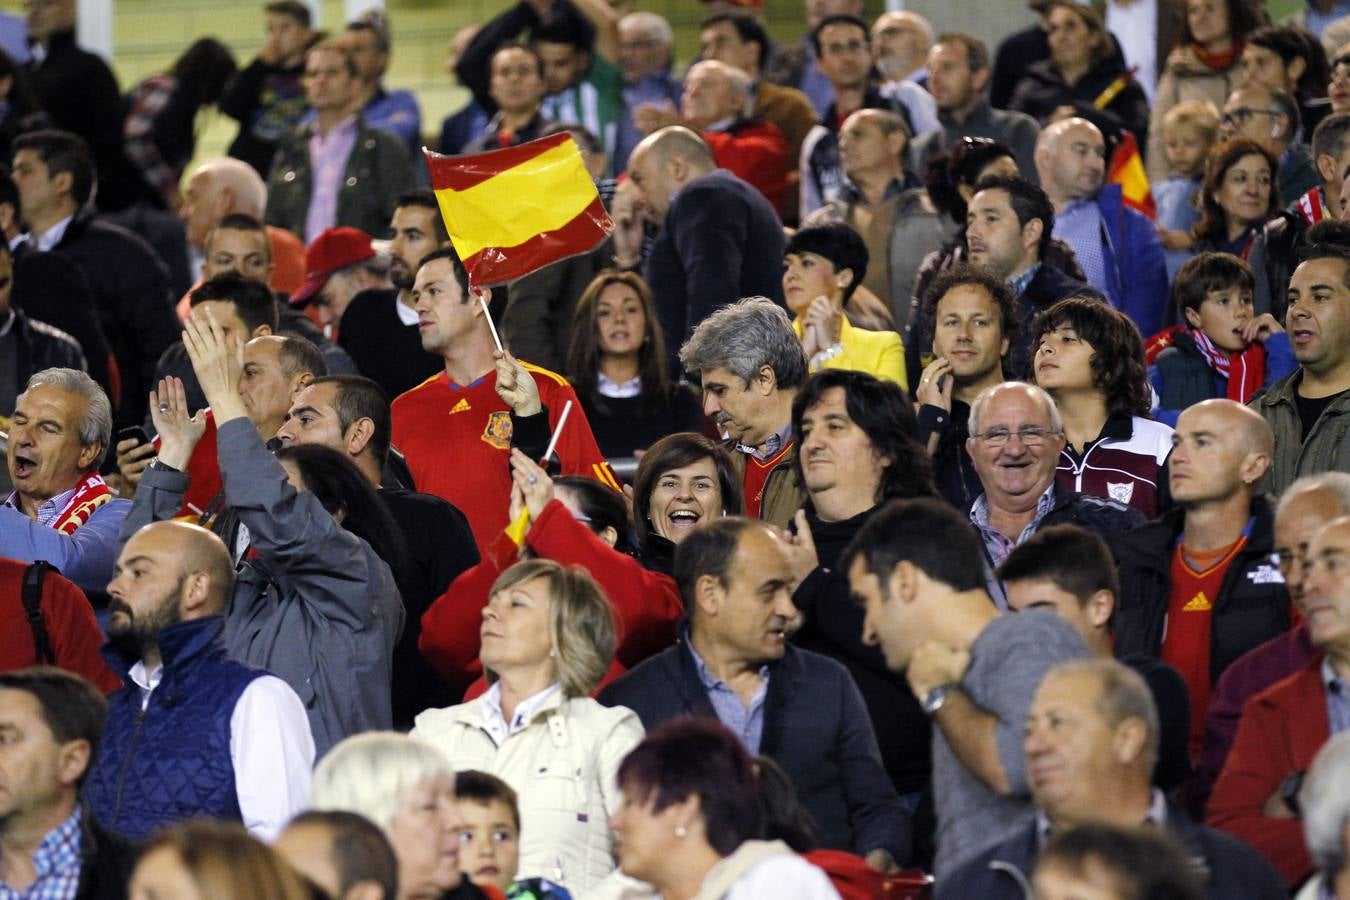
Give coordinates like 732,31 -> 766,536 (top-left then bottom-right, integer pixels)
264,115 -> 414,244
1251,369 -> 1350,496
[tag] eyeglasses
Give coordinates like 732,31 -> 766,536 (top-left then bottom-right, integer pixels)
974,425 -> 1058,446
1221,108 -> 1282,128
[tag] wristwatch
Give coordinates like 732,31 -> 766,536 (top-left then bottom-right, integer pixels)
922,683 -> 957,716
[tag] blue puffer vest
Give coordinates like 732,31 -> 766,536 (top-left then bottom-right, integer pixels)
84,615 -> 266,840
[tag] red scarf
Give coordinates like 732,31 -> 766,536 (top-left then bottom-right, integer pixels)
46,472 -> 113,534
1191,327 -> 1266,403
1190,40 -> 1242,72
1296,187 -> 1327,227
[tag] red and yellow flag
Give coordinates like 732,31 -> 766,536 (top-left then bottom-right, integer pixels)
424,133 -> 613,288
1106,131 -> 1155,220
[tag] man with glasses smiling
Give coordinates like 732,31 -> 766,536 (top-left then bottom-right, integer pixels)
965,382 -> 1143,609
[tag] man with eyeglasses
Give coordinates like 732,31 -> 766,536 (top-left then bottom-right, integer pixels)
1113,399 -> 1289,762
1208,508 -> 1350,889
1220,84 -> 1319,206
965,381 -> 1143,610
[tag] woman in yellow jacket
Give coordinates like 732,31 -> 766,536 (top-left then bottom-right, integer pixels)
784,223 -> 907,389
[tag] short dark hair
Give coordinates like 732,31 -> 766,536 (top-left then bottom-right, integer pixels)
996,524 -> 1120,623
1249,25 -> 1329,99
276,335 -> 328,380
1170,252 -> 1254,320
554,476 -> 633,553
811,14 -> 869,57
934,32 -> 989,72
632,433 -> 744,555
533,14 -> 591,52
207,212 -> 274,265
454,770 -> 521,832
616,718 -> 763,856
1032,295 -> 1151,418
345,11 -> 391,56
265,0 -> 311,28
673,517 -> 763,608
1034,824 -> 1205,900
924,136 -> 1015,224
308,39 -> 358,78
791,370 -> 934,502
921,263 -> 1020,355
13,130 -> 95,208
0,667 -> 107,785
841,496 -> 987,592
784,224 -> 868,304
491,40 -> 546,80
702,12 -> 768,70
1295,229 -> 1350,292
190,271 -> 280,334
1313,112 -> 1350,169
417,245 -> 471,298
286,810 -> 398,900
972,174 -> 1056,260
395,188 -> 449,243
312,374 -> 391,467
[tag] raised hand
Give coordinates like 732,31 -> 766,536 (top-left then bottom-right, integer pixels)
494,350 -> 542,417
149,376 -> 207,471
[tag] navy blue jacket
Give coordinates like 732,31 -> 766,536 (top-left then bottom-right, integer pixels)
1087,183 -> 1170,339
85,616 -> 266,840
597,636 -> 912,864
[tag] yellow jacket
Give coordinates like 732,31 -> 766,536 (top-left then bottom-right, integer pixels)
793,315 -> 907,390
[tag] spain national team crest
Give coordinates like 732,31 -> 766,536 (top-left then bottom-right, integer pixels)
1106,482 -> 1135,505
482,410 -> 513,449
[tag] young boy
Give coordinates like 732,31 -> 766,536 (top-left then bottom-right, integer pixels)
1147,252 -> 1295,426
1155,101 -> 1221,278
455,770 -> 521,896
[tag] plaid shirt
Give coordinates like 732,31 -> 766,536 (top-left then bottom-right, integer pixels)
122,74 -> 179,204
0,806 -> 83,900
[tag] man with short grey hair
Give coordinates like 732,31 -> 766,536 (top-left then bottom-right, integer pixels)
0,368 -> 129,593
679,297 -> 806,528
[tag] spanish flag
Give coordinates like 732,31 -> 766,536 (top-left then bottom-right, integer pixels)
425,133 -> 613,288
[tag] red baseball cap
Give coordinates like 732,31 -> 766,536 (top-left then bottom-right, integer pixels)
290,227 -> 376,306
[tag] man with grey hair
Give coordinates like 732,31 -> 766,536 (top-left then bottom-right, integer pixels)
679,297 -> 806,528
0,368 -> 129,594
1219,83 -> 1318,206
616,11 -> 681,168
625,127 -> 785,372
871,11 -> 932,87
1297,732 -> 1350,898
940,659 -> 1285,898
966,382 -> 1142,608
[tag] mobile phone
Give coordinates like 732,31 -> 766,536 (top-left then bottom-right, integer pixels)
116,426 -> 150,447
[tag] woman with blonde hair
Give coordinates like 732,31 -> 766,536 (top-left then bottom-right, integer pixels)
129,820 -> 312,900
413,559 -> 645,894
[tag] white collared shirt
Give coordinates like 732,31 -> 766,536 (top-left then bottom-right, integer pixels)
128,660 -> 315,841
32,214 -> 74,253
480,681 -> 562,746
596,372 -> 641,399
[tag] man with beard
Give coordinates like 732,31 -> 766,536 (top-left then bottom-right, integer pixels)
338,190 -> 447,398
84,520 -> 314,842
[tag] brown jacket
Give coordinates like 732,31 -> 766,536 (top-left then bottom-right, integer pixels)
728,439 -> 805,530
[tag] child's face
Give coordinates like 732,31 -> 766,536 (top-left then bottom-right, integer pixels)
1186,286 -> 1254,353
1164,124 -> 1209,178
455,799 -> 519,893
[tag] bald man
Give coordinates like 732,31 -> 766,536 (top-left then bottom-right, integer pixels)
1035,117 -> 1168,336
179,158 -> 306,301
85,521 -> 314,842
625,126 -> 786,371
1114,400 -> 1291,759
1208,511 -> 1350,887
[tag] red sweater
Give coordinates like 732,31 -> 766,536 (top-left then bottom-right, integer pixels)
419,499 -> 683,700
391,367 -> 617,549
0,558 -> 121,693
1207,655 -> 1327,888
704,118 -> 791,216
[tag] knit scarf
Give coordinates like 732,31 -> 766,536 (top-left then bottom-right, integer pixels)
1192,327 -> 1266,403
9,471 -> 114,534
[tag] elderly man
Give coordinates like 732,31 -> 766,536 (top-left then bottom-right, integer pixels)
264,41 -> 413,245
679,297 -> 806,528
1114,399 -> 1289,758
599,516 -> 911,871
624,128 -> 785,369
276,373 -> 478,727
1253,241 -> 1350,494
1035,117 -> 1169,338
88,521 -> 314,841
872,11 -> 933,87
845,496 -> 1089,876
939,660 -> 1285,899
1221,84 -> 1318,206
803,108 -> 946,329
179,157 -> 305,299
965,382 -> 1143,608
616,11 -> 681,169
0,369 -> 128,594
0,668 -> 135,897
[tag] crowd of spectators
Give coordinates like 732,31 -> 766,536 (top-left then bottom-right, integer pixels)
8,0 -> 1350,897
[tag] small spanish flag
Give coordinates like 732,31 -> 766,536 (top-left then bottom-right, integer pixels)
1105,131 -> 1155,219
424,134 -> 613,289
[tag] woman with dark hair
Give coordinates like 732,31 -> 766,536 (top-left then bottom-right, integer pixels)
565,270 -> 703,459
1190,138 -> 1279,259
420,447 -> 699,701
1007,1 -> 1150,147
631,432 -> 744,573
1032,297 -> 1174,518
609,719 -> 839,899
1243,25 -> 1331,136
1147,0 -> 1265,182
783,224 -> 905,387
123,36 -> 238,210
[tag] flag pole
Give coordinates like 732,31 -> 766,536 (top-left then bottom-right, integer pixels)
542,400 -> 573,465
